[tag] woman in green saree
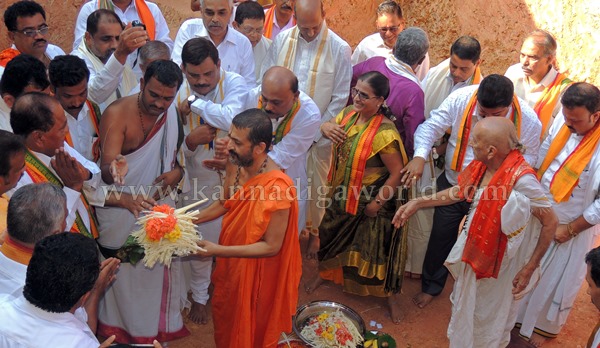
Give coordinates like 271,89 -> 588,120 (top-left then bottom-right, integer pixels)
305,71 -> 408,323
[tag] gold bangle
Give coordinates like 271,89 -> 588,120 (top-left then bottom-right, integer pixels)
567,223 -> 577,238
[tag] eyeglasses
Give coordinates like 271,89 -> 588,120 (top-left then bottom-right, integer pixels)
12,25 -> 49,37
238,25 -> 264,35
377,26 -> 400,34
351,87 -> 375,101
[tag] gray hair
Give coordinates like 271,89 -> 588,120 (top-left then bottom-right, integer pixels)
525,29 -> 557,57
7,183 -> 67,244
139,41 -> 171,68
393,27 -> 430,66
200,0 -> 234,9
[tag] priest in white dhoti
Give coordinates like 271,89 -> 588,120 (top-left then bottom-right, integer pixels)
174,37 -> 246,325
261,0 -> 352,238
72,9 -> 142,112
350,0 -> 429,80
516,82 -> 600,347
394,117 -> 556,347
95,61 -> 188,343
405,35 -> 482,278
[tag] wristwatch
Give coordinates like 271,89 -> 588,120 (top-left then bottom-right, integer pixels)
187,95 -> 197,106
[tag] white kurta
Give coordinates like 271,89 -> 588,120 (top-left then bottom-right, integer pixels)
73,0 -> 173,78
253,35 -> 272,85
176,69 -> 246,305
413,85 -> 542,186
516,115 -> 600,338
172,19 -> 256,87
0,98 -> 10,132
8,143 -> 102,234
95,104 -> 187,341
351,32 -> 430,80
0,296 -> 99,348
445,174 -> 551,348
64,102 -> 98,162
0,252 -> 25,300
242,87 -> 321,232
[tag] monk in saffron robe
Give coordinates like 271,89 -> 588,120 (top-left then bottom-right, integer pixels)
195,108 -> 302,348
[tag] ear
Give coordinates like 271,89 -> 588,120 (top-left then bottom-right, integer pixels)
232,21 -> 239,30
2,94 -> 15,109
84,31 -> 92,45
254,142 -> 267,155
487,145 -> 497,160
139,77 -> 146,91
7,31 -> 15,43
592,111 -> 600,124
30,130 -> 46,149
216,59 -> 221,70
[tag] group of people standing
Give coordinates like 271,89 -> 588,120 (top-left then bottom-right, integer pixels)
0,0 -> 598,347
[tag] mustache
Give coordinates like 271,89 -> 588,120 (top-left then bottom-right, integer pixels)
193,84 -> 210,89
34,39 -> 47,44
66,103 -> 85,110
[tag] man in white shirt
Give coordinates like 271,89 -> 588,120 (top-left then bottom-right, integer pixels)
262,0 -> 295,40
0,233 -> 102,348
0,54 -> 51,132
351,0 -> 429,80
175,37 -> 246,325
405,35 -> 482,278
73,0 -> 173,77
242,66 -> 321,231
72,9 -> 143,112
401,74 -> 542,309
9,93 -> 103,240
172,0 -> 256,87
261,0 -> 352,236
505,30 -> 572,138
49,55 -> 102,162
515,83 -> 600,347
233,1 -> 272,85
0,0 -> 65,76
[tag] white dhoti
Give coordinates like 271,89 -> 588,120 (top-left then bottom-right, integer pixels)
306,138 -> 332,233
96,108 -> 187,343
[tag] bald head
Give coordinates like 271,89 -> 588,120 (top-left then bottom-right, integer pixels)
262,66 -> 298,93
474,117 -> 520,156
294,0 -> 325,42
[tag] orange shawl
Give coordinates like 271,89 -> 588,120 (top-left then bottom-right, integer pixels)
451,91 -> 522,171
263,5 -> 295,39
0,237 -> 33,265
457,150 -> 535,279
537,121 -> 600,203
533,72 -> 572,138
212,170 -> 302,348
0,48 -> 20,67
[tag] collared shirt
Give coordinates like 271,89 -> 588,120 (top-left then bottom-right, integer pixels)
179,69 -> 247,180
505,63 -> 561,114
73,0 -> 174,77
422,58 -> 474,97
172,19 -> 256,87
8,143 -> 103,231
71,49 -> 131,112
262,25 -> 352,136
0,296 -> 99,348
413,85 -> 542,185
64,102 -> 98,162
253,35 -> 272,85
264,8 -> 295,40
243,87 -> 321,192
351,32 -> 430,80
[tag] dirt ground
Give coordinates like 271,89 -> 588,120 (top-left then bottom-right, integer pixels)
170,233 -> 599,348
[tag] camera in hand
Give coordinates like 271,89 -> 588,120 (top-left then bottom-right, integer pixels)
131,20 -> 146,30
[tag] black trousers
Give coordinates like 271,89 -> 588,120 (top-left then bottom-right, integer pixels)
421,172 -> 471,296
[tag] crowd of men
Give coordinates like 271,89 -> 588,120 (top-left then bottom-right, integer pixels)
0,0 -> 598,347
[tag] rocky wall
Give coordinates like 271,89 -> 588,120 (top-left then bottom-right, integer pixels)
1,0 -> 598,84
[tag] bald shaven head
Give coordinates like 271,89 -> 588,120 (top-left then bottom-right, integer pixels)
260,66 -> 299,119
471,117 -> 520,167
294,0 -> 325,42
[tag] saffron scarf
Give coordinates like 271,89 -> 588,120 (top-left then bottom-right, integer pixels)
24,150 -> 99,239
450,91 -> 522,171
457,149 -> 535,279
537,121 -> 600,203
328,110 -> 383,215
0,237 -> 33,265
98,0 -> 156,40
263,5 -> 295,39
533,73 -> 572,139
257,98 -> 300,144
0,48 -> 20,67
